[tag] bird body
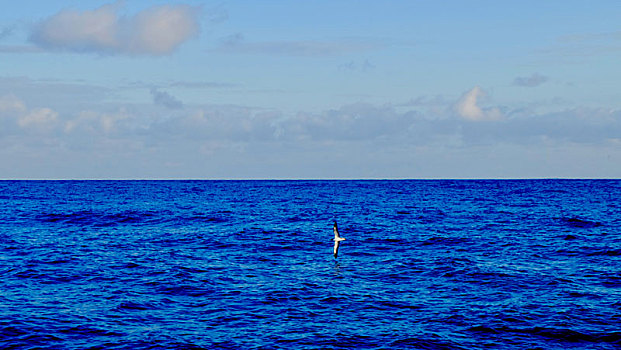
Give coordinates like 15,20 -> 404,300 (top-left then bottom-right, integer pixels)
333,221 -> 345,258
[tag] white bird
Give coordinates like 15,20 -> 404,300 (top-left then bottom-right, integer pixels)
333,221 -> 346,258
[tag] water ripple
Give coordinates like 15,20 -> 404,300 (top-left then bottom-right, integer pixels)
1,180 -> 620,349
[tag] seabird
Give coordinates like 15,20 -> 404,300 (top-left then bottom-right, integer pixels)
333,221 -> 346,258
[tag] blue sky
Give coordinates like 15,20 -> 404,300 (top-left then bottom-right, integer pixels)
1,1 -> 621,179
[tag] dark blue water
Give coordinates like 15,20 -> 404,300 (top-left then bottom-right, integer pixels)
1,180 -> 620,349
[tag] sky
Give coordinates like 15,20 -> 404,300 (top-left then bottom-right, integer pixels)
1,0 -> 621,179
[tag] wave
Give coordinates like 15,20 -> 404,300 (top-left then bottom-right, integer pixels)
586,248 -> 621,257
151,284 -> 215,298
36,209 -> 230,227
468,326 -> 621,344
361,299 -> 422,312
422,235 -> 469,247
394,208 -> 447,223
37,210 -> 167,227
186,212 -> 229,224
389,336 -> 466,350
116,301 -> 160,311
0,323 -> 63,347
558,217 -> 602,229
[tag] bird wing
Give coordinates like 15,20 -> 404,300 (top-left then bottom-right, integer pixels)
333,240 -> 340,258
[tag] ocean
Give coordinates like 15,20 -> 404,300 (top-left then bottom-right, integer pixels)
0,180 -> 620,349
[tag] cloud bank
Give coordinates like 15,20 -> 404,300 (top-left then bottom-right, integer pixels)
2,84 -> 621,178
5,85 -> 620,147
29,2 -> 201,55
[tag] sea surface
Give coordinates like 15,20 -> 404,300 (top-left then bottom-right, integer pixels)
0,180 -> 620,349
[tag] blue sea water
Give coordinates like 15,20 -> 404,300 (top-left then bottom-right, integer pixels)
0,180 -> 620,349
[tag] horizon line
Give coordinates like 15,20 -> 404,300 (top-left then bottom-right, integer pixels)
1,177 -> 619,181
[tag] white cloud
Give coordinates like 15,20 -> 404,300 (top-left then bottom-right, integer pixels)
128,5 -> 201,55
62,109 -> 130,137
0,95 -> 58,131
18,108 -> 58,129
0,94 -> 27,113
29,2 -> 201,55
100,113 -> 121,133
455,86 -> 502,122
66,109 -> 138,135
